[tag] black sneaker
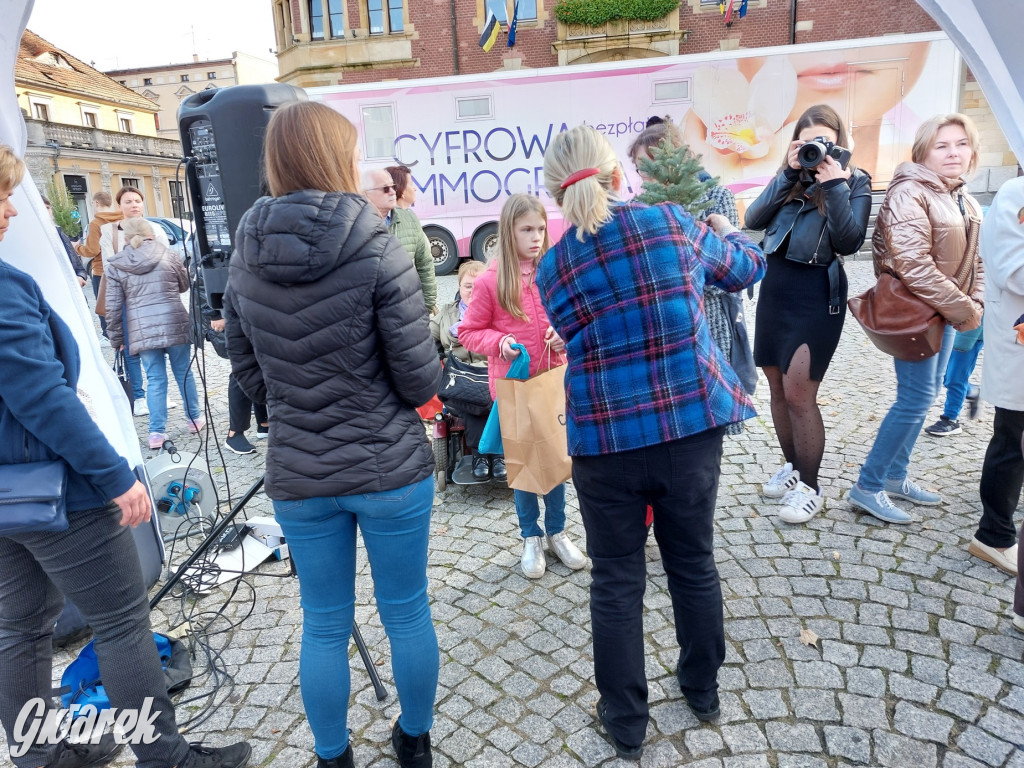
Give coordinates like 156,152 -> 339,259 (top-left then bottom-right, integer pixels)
684,692 -> 721,723
391,720 -> 431,768
595,698 -> 643,761
225,433 -> 256,455
924,416 -> 962,436
255,424 -> 269,439
51,734 -> 123,768
178,742 -> 252,768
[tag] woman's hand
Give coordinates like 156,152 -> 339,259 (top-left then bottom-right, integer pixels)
500,336 -> 520,361
786,140 -> 804,171
815,155 -> 852,184
545,327 -> 565,354
952,301 -> 983,333
210,319 -> 225,332
113,480 -> 151,528
705,214 -> 738,237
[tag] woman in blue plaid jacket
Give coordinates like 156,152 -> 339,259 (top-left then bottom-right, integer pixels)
536,125 -> 765,761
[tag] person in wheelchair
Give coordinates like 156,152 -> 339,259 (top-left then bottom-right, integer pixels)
430,261 -> 506,481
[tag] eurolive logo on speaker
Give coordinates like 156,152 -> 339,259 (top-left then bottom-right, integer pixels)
9,698 -> 162,757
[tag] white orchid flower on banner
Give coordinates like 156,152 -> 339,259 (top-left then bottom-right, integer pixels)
682,58 -> 798,185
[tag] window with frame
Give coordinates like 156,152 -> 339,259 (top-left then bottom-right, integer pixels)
119,116 -> 133,133
181,74 -> 190,82
169,180 -> 185,219
369,0 -> 404,34
121,178 -> 141,189
361,104 -> 396,160
327,0 -> 344,37
83,111 -> 98,128
143,77 -> 152,85
456,96 -> 493,120
485,0 -> 535,22
309,0 -> 325,39
207,71 -> 217,79
33,102 -> 50,121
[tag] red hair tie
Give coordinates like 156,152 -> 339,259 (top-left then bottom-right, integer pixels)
560,167 -> 601,189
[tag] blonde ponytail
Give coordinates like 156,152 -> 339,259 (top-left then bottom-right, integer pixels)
543,125 -> 619,241
121,217 -> 155,249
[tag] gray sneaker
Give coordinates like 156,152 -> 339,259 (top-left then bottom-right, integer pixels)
847,485 -> 913,524
924,416 -> 962,436
884,477 -> 941,506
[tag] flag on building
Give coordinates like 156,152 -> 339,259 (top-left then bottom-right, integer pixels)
739,0 -> 748,17
724,0 -> 735,24
508,0 -> 520,46
480,11 -> 500,52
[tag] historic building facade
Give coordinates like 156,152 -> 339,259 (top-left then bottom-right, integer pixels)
107,52 -> 279,140
17,30 -> 184,222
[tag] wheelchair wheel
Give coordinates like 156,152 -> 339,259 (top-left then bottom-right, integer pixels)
432,435 -> 448,491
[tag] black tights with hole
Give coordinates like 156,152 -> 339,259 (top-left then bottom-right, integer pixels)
762,344 -> 825,491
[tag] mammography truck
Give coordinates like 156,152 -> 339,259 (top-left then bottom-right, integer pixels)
311,31 -> 959,274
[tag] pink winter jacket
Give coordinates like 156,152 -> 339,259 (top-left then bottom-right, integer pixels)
459,261 -> 567,400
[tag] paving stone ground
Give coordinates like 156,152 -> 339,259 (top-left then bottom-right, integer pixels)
5,260 -> 1022,768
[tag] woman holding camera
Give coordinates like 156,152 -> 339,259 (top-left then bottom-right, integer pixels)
745,104 -> 871,524
848,114 -> 984,524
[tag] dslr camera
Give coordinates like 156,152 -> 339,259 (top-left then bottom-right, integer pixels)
797,137 -> 852,170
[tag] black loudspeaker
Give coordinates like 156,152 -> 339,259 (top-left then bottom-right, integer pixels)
178,83 -> 307,307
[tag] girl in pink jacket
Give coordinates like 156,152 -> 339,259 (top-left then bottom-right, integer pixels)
460,194 -> 587,579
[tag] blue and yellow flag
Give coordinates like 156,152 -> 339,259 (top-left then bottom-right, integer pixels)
480,11 -> 500,52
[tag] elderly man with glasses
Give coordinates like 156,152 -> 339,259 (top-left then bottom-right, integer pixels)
362,168 -> 437,313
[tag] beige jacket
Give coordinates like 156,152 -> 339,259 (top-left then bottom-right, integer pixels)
429,298 -> 488,365
871,161 -> 985,328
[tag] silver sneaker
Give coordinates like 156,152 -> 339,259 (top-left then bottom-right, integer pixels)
547,531 -> 587,570
521,536 -> 546,579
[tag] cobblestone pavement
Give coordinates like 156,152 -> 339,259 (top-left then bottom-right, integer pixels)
12,260 -> 1024,768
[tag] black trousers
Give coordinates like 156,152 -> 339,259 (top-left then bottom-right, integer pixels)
978,407 -> 1024,549
0,504 -> 190,768
228,373 -> 268,434
572,427 -> 726,747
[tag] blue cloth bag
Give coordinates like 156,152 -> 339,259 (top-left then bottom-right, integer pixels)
478,344 -> 530,455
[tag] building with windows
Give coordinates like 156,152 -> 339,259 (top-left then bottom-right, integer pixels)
106,52 -> 279,140
17,29 -> 185,224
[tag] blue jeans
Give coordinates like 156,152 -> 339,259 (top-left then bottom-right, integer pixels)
858,326 -> 955,492
271,476 -> 438,760
514,483 -> 566,538
138,343 -> 201,433
120,306 -> 145,400
942,338 -> 983,420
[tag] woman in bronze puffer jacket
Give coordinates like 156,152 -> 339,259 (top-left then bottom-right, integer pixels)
848,113 -> 984,524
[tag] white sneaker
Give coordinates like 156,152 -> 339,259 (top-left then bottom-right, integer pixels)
763,462 -> 800,499
521,536 -> 546,579
134,399 -> 149,416
778,481 -> 824,524
546,531 -> 587,570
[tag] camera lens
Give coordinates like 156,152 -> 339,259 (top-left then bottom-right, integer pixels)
797,141 -> 826,169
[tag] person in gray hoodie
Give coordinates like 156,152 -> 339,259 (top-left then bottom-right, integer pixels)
104,217 -> 204,449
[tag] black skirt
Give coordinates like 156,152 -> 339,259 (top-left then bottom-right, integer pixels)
753,253 -> 847,382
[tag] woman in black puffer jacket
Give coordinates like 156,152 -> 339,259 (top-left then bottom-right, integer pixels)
224,101 -> 442,768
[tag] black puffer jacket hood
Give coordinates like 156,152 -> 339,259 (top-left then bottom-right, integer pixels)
224,190 -> 443,500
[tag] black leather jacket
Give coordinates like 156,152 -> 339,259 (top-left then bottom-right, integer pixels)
745,167 -> 872,264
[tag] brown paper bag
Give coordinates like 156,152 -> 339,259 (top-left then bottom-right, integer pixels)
495,364 -> 572,496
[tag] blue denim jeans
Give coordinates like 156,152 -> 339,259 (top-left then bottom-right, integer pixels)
271,476 -> 438,760
941,337 -> 983,420
138,343 -> 201,433
120,306 -> 145,400
858,326 -> 955,492
514,483 -> 566,538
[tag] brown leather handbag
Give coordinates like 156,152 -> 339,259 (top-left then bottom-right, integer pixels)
848,218 -> 978,361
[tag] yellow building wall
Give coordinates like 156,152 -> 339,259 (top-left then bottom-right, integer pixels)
15,87 -> 159,137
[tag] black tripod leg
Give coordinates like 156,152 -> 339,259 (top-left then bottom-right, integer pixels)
352,624 -> 388,701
